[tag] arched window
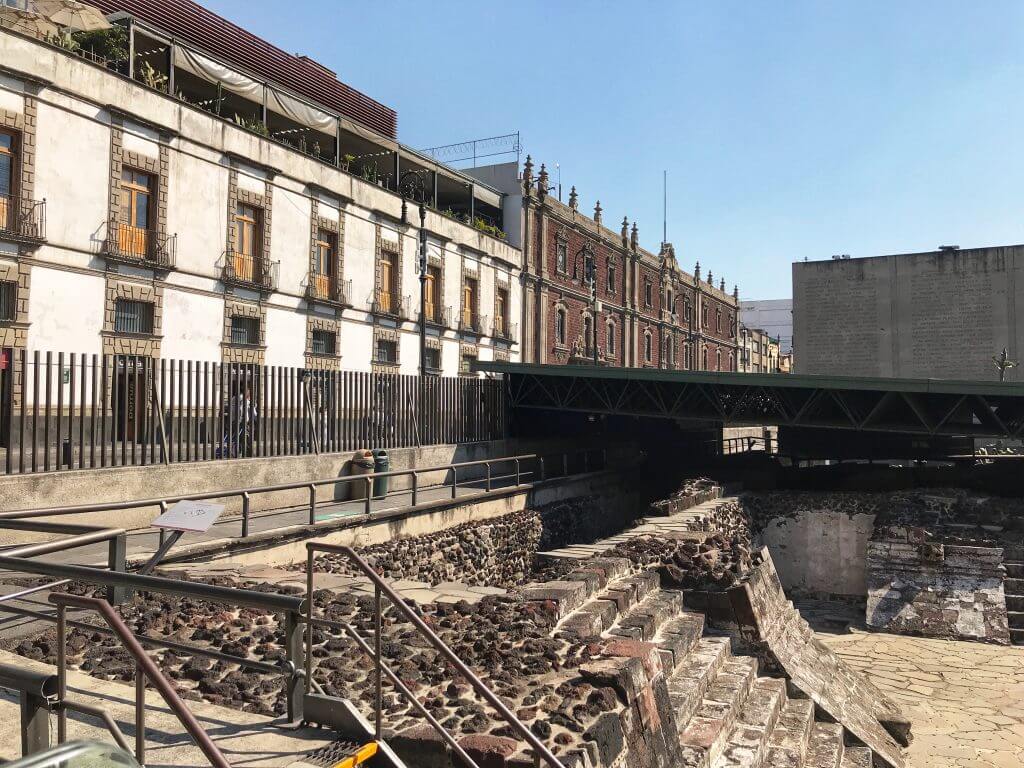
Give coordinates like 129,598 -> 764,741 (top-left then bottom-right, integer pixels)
555,307 -> 566,345
684,343 -> 691,370
701,346 -> 708,370
716,308 -> 722,333
716,349 -> 722,371
666,289 -> 674,313
728,352 -> 735,371
644,331 -> 653,363
644,279 -> 653,307
583,315 -> 594,354
607,321 -> 616,356
664,335 -> 672,367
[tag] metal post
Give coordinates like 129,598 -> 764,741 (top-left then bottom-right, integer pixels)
411,472 -> 418,506
56,603 -> 66,743
485,461 -> 491,492
365,477 -> 372,515
241,491 -> 250,537
283,610 -> 304,725
308,484 -> 316,525
374,585 -> 383,741
514,458 -> 520,486
107,533 -> 127,605
135,662 -> 146,765
451,467 -> 457,499
305,549 -> 314,696
539,457 -> 545,481
19,687 -> 50,757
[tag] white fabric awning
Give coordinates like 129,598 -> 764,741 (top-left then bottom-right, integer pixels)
266,87 -> 337,137
173,45 -> 262,101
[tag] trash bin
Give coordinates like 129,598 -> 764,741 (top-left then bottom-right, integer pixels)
372,449 -> 390,499
350,449 -> 374,499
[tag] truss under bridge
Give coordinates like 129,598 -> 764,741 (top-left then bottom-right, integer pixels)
475,362 -> 1024,442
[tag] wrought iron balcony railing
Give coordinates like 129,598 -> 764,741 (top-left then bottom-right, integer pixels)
423,304 -> 452,328
102,220 -> 176,269
306,275 -> 352,308
0,194 -> 45,243
491,318 -> 517,342
223,251 -> 279,292
371,290 -> 411,320
459,312 -> 487,335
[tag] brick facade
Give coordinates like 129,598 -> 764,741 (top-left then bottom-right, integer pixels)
520,158 -> 739,371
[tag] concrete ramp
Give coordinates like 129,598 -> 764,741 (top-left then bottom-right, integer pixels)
726,550 -> 910,768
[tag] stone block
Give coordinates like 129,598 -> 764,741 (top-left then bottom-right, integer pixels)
601,639 -> 664,679
389,725 -> 450,768
579,656 -> 648,704
457,734 -> 520,768
583,711 -> 625,767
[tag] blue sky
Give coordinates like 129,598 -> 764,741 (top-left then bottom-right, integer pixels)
206,1 -> 1024,300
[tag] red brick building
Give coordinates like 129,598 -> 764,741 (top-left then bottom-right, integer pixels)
518,158 -> 739,370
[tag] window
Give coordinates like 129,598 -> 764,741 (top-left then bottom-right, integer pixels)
119,168 -> 154,258
113,299 -> 154,335
716,308 -> 722,333
311,329 -> 336,355
313,229 -> 336,298
665,336 -> 673,367
460,352 -> 477,374
702,347 -> 708,369
684,300 -> 692,323
556,241 -> 567,273
555,307 -> 566,346
644,332 -> 652,363
0,280 -> 15,322
495,286 -> 509,335
607,322 -> 616,356
607,263 -> 616,292
702,304 -> 709,327
583,315 -> 593,354
424,265 -> 441,322
666,289 -> 674,314
378,248 -> 397,312
462,277 -> 478,328
0,131 -> 14,230
375,337 -> 398,364
716,349 -> 722,370
728,352 -> 735,372
230,315 -> 260,346
232,203 -> 261,281
424,346 -> 441,372
644,279 -> 652,307
684,343 -> 691,370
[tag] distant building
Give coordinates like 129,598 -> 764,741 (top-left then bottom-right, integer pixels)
779,352 -> 793,374
793,245 -> 1024,380
740,299 -> 792,353
738,326 -> 781,373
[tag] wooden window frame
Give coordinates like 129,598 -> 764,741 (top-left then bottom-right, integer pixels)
232,203 -> 262,283
462,277 -> 478,328
494,286 -> 508,335
424,264 -> 441,322
118,167 -> 155,259
0,129 -> 16,201
378,249 -> 397,313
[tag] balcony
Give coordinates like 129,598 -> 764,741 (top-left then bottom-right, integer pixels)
459,312 -> 486,335
102,220 -> 176,269
423,304 -> 452,329
0,194 -> 45,244
306,275 -> 352,308
491,317 -> 517,342
371,290 -> 411,320
223,251 -> 279,292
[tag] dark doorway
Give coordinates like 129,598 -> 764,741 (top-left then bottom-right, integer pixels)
114,355 -> 147,442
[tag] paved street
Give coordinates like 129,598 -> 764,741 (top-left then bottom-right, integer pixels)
818,628 -> 1024,768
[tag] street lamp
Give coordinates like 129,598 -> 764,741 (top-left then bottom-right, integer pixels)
400,170 -> 429,378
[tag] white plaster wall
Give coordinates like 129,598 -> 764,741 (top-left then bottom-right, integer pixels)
344,208 -> 376,311
757,510 -> 876,597
33,102 -> 109,257
160,288 -> 223,362
271,188 -> 312,296
0,77 -> 24,114
339,320 -> 372,371
264,306 -> 306,368
167,152 -> 228,278
399,331 -> 420,375
479,262 -> 494,331
441,339 -> 460,375
27,266 -> 104,356
443,248 -> 460,314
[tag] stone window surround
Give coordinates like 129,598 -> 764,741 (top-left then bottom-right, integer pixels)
108,120 -> 170,252
372,326 -> 400,372
425,250 -> 446,324
424,336 -> 442,374
226,166 -> 274,287
0,259 -> 31,406
493,271 -> 510,330
459,260 -> 481,329
304,314 -> 341,371
553,298 -> 568,350
373,224 -> 403,316
643,327 -> 654,365
308,199 -> 344,297
0,98 -> 37,206
605,256 -> 617,295
459,341 -> 478,377
606,317 -> 617,357
101,276 -> 163,358
554,228 -> 569,275
222,297 -> 266,365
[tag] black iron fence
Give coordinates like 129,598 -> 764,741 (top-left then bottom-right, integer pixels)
0,350 -> 508,475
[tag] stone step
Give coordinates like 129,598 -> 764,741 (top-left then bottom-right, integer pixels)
681,656 -> 760,765
669,637 -> 733,726
839,746 -> 873,768
1007,594 -> 1024,613
654,612 -> 706,672
1008,611 -> 1024,629
553,563 -> 651,636
768,698 -> 816,760
1004,577 -> 1024,595
608,588 -> 686,641
1004,561 -> 1024,579
805,722 -> 845,768
712,678 -> 787,768
763,746 -> 802,768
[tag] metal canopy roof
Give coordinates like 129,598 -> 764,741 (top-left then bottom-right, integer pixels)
473,362 -> 1024,439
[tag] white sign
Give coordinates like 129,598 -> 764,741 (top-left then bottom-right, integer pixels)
152,500 -> 225,533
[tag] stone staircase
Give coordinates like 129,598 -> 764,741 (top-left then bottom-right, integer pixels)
1004,544 -> 1024,645
534,562 -> 882,768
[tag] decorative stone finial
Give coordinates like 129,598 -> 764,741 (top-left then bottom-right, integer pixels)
707,270 -> 713,286
694,261 -> 701,281
568,186 -> 578,210
594,200 -> 602,224
621,216 -> 629,246
522,155 -> 533,194
630,222 -> 638,251
733,284 -> 739,300
720,278 -> 725,292
537,164 -> 549,200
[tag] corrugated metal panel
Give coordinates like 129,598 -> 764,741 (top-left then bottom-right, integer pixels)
93,0 -> 397,139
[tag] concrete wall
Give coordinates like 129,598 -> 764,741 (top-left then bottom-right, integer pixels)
793,245 -> 1024,380
740,299 -> 792,353
756,510 -> 875,598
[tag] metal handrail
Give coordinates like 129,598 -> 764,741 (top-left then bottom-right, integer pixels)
50,593 -> 232,768
305,543 -> 565,768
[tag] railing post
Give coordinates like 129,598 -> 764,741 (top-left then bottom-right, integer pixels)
485,461 -> 491,492
411,472 -> 418,506
308,484 -> 317,525
283,609 -> 304,725
19,685 -> 51,757
241,492 -> 250,538
539,456 -> 545,482
562,453 -> 568,477
135,662 -> 146,766
514,458 -> 521,486
365,477 -> 372,515
56,603 -> 67,743
374,585 -> 383,741
107,533 -> 127,606
451,467 -> 458,499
